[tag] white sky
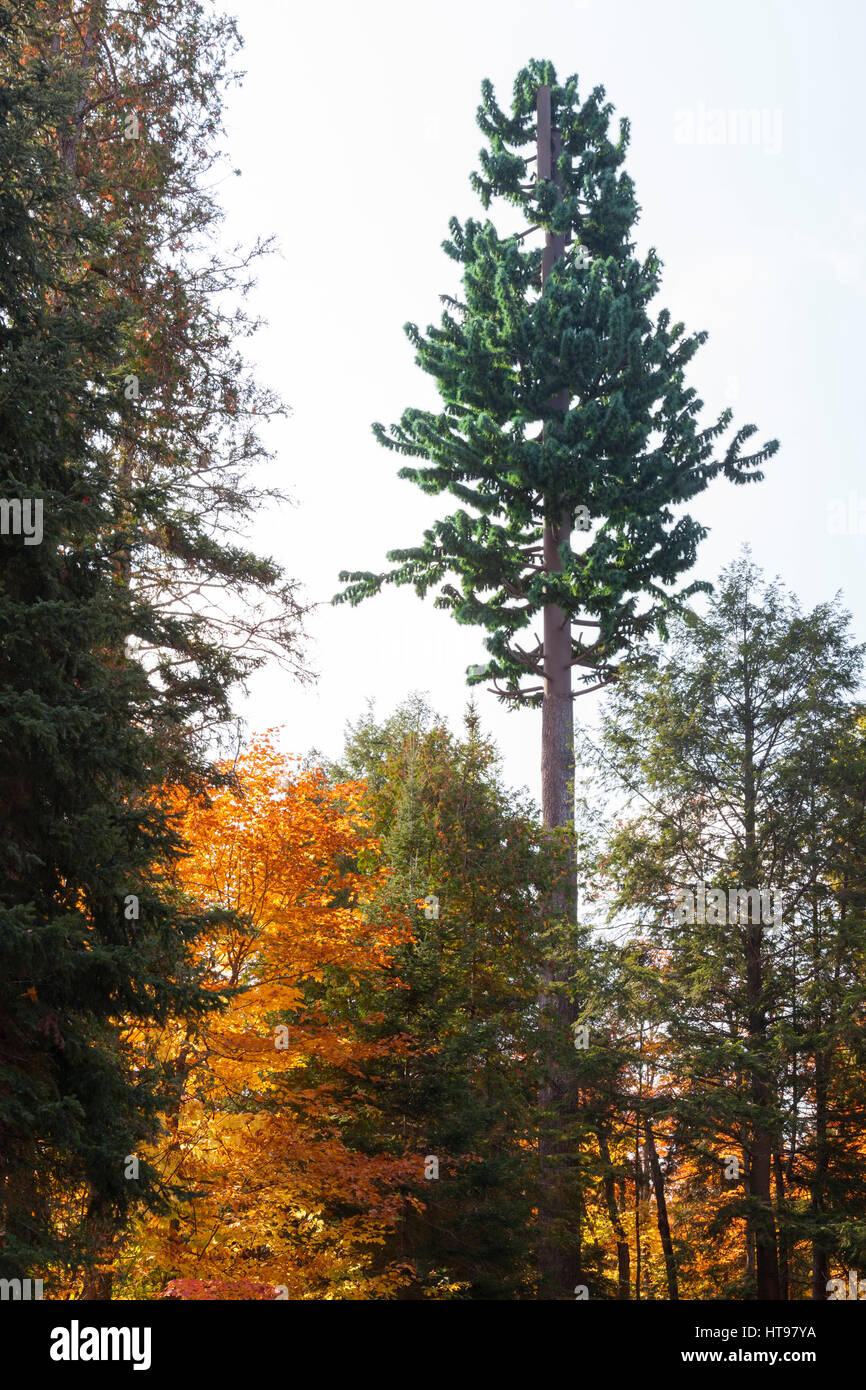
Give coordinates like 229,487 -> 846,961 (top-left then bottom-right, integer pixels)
215,0 -> 866,803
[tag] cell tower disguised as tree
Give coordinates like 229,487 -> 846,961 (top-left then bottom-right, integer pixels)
336,58 -> 778,1296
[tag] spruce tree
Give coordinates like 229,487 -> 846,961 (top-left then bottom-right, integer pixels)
328,697 -> 554,1298
0,0 -> 241,1290
336,59 -> 778,1295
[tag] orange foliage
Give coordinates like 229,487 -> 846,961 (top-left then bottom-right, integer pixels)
124,734 -> 417,1299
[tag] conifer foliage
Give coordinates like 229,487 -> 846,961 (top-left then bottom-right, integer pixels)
0,0 -> 202,1283
330,698 -> 555,1297
4,2 -> 863,1315
0,0 -> 305,1291
336,59 -> 778,702
335,53 -> 780,1301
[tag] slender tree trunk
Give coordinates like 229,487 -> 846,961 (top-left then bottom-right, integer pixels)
745,922 -> 779,1298
80,1191 -> 115,1300
645,1118 -> 678,1299
634,1037 -> 643,1300
161,1040 -> 192,1280
742,688 -> 780,1299
740,1132 -> 756,1284
536,82 -> 579,1300
810,885 -> 840,1301
811,1048 -> 830,1299
634,1147 -> 641,1300
597,1125 -> 630,1299
746,1227 -> 756,1286
774,1151 -> 789,1300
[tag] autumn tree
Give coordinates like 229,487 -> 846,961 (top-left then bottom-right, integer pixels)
115,735 -> 417,1300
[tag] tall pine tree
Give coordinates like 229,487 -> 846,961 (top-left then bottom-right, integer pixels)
336,59 -> 778,1295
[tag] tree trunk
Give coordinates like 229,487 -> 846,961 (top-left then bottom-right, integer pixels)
742,691 -> 780,1299
535,81 -> 579,1300
645,1118 -> 678,1299
810,1048 -> 830,1299
774,1151 -> 789,1300
80,1191 -> 115,1300
597,1125 -> 630,1299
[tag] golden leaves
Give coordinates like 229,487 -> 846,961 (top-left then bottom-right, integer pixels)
126,733 -> 416,1298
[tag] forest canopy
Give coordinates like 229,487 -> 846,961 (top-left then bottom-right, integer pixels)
0,3 -> 862,1318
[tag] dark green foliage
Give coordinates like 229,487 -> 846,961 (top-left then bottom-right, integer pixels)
327,697 -> 557,1298
336,59 -> 778,703
0,1 -> 237,1285
583,555 -> 866,1296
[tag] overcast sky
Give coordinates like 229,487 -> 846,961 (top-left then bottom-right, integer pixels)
214,0 -> 865,802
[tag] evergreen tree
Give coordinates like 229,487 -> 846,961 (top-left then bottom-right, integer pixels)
0,0 -> 288,1291
327,697 -> 555,1298
586,554 -> 866,1298
336,58 -> 778,1294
